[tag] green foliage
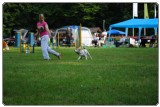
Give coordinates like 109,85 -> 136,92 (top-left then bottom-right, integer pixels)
3,47 -> 158,105
3,3 -> 157,37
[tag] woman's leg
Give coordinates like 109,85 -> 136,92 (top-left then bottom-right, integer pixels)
41,35 -> 50,60
47,46 -> 60,57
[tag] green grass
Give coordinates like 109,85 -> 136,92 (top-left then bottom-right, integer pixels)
3,47 -> 158,105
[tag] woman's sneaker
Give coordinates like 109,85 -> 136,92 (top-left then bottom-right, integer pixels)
58,54 -> 61,60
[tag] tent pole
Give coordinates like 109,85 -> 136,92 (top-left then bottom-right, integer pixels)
154,27 -> 157,35
132,28 -> 134,37
132,15 -> 134,37
108,27 -> 112,43
138,27 -> 142,47
125,28 -> 128,37
144,28 -> 146,36
109,27 -> 111,38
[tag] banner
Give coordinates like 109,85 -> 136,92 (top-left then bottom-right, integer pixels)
144,3 -> 149,19
133,3 -> 138,17
154,4 -> 157,18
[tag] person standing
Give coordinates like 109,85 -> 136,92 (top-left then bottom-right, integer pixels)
37,14 -> 61,60
66,27 -> 72,47
102,30 -> 107,45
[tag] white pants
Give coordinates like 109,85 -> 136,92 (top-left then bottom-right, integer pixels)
41,35 -> 60,59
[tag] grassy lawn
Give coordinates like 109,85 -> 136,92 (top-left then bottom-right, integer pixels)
3,47 -> 158,105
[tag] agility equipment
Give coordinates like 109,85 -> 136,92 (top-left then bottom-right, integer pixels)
15,30 -> 34,53
76,23 -> 82,48
54,23 -> 93,48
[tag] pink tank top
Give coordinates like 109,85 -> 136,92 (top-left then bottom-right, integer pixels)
37,21 -> 48,37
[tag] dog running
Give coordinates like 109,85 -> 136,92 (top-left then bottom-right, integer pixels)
74,46 -> 92,60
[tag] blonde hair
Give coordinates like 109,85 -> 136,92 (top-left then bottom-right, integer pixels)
39,14 -> 44,21
39,14 -> 44,17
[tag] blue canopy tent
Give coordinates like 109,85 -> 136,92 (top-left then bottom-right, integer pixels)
109,18 -> 158,46
107,29 -> 126,35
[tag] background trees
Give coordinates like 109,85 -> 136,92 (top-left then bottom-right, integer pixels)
3,3 -> 158,37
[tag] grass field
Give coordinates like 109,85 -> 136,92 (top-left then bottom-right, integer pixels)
3,47 -> 158,105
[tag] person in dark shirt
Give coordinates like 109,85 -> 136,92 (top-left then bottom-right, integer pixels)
66,27 -> 72,47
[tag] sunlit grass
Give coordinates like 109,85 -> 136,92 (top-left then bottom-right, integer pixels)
3,47 -> 158,105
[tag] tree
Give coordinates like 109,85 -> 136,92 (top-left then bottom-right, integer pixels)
3,3 -> 157,37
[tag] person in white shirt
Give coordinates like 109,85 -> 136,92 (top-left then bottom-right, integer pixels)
92,33 -> 99,47
115,35 -> 126,47
102,30 -> 107,45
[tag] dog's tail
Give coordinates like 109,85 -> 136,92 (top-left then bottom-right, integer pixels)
82,43 -> 86,49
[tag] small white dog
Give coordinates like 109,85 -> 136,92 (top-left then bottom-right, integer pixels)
75,47 -> 92,60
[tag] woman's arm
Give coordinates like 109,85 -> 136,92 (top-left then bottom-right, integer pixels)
45,24 -> 51,37
34,30 -> 39,36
